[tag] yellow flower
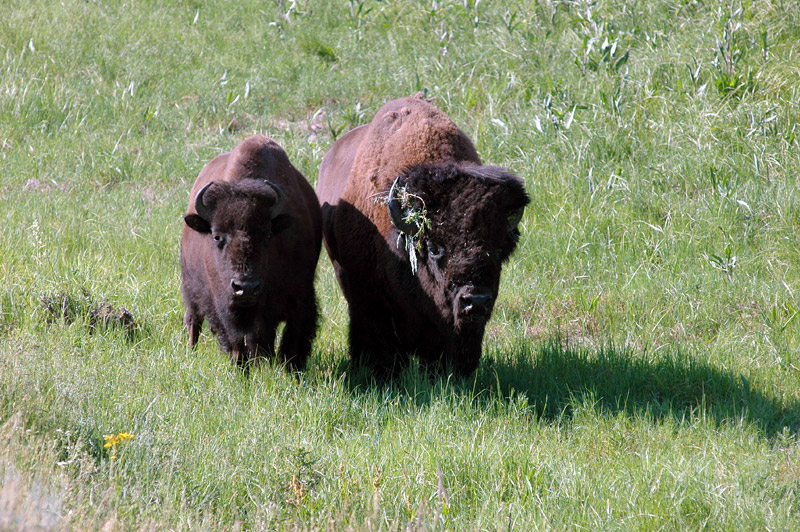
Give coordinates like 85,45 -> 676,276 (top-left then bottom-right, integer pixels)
104,432 -> 135,461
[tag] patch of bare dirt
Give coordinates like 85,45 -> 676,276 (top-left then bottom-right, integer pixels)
23,178 -> 69,193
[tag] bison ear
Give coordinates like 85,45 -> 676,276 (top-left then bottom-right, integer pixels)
271,214 -> 294,235
507,207 -> 524,232
184,214 -> 211,234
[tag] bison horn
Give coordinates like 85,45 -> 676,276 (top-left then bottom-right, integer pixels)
387,177 -> 417,235
194,182 -> 214,222
263,179 -> 286,218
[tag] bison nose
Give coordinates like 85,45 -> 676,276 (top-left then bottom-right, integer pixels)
457,288 -> 493,319
231,279 -> 262,299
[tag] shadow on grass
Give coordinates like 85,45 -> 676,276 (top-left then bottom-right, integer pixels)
343,338 -> 800,439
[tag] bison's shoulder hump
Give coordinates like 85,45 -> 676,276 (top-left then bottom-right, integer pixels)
224,135 -> 292,182
347,97 -> 480,195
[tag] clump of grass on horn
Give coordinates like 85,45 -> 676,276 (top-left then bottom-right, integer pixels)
373,177 -> 431,275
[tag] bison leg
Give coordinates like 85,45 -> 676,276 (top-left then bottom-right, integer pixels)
348,307 -> 410,378
278,294 -> 319,370
231,330 -> 276,371
334,264 -> 408,377
184,306 -> 203,347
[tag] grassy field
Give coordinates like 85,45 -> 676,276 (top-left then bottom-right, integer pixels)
2,0 -> 800,529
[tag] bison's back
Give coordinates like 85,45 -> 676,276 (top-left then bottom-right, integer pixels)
317,124 -> 367,209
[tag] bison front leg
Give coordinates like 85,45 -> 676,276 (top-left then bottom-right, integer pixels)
278,295 -> 319,370
184,306 -> 203,347
230,330 -> 276,372
335,264 -> 408,378
348,306 -> 410,378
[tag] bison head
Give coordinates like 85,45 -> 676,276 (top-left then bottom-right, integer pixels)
386,163 -> 528,332
184,179 -> 291,309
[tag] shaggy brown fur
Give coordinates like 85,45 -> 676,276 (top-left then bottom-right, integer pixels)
181,135 -> 322,370
317,95 -> 529,377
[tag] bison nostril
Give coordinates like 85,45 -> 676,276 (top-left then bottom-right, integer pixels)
458,291 -> 492,316
231,279 -> 261,298
471,293 -> 491,309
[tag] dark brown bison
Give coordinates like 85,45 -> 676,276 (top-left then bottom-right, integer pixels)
317,95 -> 529,377
181,134 -> 321,369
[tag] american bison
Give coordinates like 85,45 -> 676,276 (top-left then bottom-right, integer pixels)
181,135 -> 321,369
317,95 -> 529,377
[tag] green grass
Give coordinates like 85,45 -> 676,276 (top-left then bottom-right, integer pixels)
2,0 -> 800,529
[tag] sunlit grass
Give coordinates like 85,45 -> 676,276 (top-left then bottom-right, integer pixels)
2,0 -> 800,529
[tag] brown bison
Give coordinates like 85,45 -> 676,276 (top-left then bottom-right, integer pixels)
181,135 -> 322,369
317,95 -> 529,377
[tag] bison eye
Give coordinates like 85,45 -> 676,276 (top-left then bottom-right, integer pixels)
213,234 -> 226,248
427,241 -> 446,264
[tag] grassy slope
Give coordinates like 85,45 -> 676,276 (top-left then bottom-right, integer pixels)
1,0 -> 800,529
